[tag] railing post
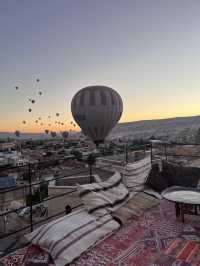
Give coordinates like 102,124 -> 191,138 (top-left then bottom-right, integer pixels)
89,163 -> 92,184
28,163 -> 33,232
164,143 -> 168,161
125,144 -> 128,164
150,142 -> 153,166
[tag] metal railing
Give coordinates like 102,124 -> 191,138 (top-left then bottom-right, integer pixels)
1,141 -> 200,256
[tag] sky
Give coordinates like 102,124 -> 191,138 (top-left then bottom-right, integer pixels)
1,0 -> 200,133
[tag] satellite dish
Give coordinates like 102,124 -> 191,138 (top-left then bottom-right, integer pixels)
71,85 -> 123,146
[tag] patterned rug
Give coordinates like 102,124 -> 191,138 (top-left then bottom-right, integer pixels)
71,200 -> 200,266
1,200 -> 200,266
152,238 -> 200,265
0,244 -> 53,266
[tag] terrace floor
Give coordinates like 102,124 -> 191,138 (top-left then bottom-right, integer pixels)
1,199 -> 200,265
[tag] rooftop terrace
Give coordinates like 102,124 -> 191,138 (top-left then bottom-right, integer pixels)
0,142 -> 200,265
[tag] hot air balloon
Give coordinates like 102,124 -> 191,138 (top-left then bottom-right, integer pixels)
22,120 -> 26,124
56,113 -> 59,117
14,130 -> 20,137
45,129 -> 49,135
70,121 -> 73,125
62,131 -> 69,139
71,85 -> 123,146
51,131 -> 57,138
15,86 -> 19,90
48,115 -> 51,119
38,91 -> 42,96
35,120 -> 38,123
28,108 -> 32,112
31,100 -> 35,104
38,117 -> 41,120
36,78 -> 40,82
48,124 -> 51,127
40,123 -> 43,126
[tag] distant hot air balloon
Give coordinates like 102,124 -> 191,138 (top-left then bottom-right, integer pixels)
15,86 -> 19,90
38,91 -> 42,96
45,129 -> 49,135
38,117 -> 41,120
48,124 -> 51,127
14,130 -> 20,137
22,120 -> 26,124
28,108 -> 32,112
40,123 -> 43,126
48,115 -> 51,119
61,122 -> 64,126
71,85 -> 123,146
35,120 -> 38,123
62,131 -> 69,139
51,131 -> 57,138
70,121 -> 73,125
56,113 -> 59,117
36,78 -> 40,82
31,100 -> 35,104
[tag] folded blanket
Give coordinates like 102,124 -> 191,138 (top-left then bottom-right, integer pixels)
112,192 -> 159,225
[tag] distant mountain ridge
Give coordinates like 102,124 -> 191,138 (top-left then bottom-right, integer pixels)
110,115 -> 200,142
1,115 -> 200,142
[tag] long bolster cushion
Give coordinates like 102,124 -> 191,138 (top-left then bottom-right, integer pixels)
78,171 -> 130,214
121,156 -> 151,192
25,209 -> 119,266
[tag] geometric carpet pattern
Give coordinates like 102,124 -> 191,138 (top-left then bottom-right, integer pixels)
71,200 -> 200,266
1,200 -> 200,266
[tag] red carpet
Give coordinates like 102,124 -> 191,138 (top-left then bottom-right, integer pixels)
71,200 -> 200,266
1,200 -> 200,266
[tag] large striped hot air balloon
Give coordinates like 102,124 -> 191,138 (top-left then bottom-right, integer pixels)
71,85 -> 123,146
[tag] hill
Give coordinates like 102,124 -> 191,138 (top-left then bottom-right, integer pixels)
110,115 -> 200,142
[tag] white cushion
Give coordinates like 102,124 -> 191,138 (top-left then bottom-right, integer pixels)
25,208 -> 119,266
122,156 -> 151,192
78,171 -> 130,214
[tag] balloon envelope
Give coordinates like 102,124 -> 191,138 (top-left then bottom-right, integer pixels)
71,85 -> 123,145
51,131 -> 57,138
62,131 -> 69,139
14,130 -> 20,137
45,129 -> 49,134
